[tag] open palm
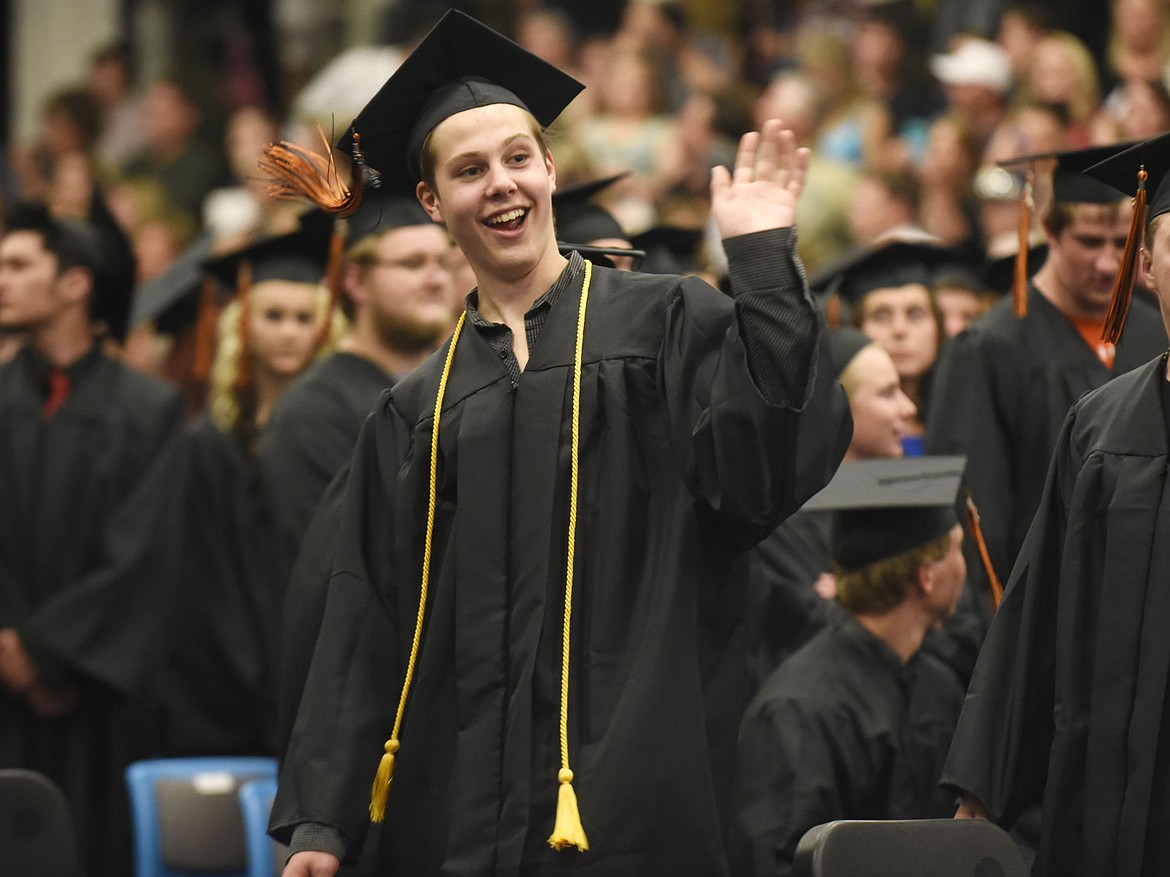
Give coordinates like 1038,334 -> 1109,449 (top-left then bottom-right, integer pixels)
710,119 -> 809,239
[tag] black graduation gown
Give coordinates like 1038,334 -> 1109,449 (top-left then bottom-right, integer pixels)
163,414 -> 285,756
0,346 -> 185,877
259,352 -> 395,545
942,353 -> 1170,877
732,614 -> 965,877
272,247 -> 852,875
745,508 -> 837,690
925,286 -> 1166,623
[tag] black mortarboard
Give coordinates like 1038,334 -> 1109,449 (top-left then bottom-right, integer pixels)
1081,132 -> 1170,342
629,225 -> 704,275
981,243 -> 1047,296
803,456 -> 967,571
553,174 -> 629,246
1083,131 -> 1170,223
203,211 -> 335,291
827,326 -> 873,375
343,188 -> 438,249
335,9 -> 584,196
998,142 -> 1136,205
810,240 -> 952,306
129,231 -> 217,331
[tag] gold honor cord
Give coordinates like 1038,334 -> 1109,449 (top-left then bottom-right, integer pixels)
370,311 -> 466,823
548,258 -> 592,852
369,261 -> 595,857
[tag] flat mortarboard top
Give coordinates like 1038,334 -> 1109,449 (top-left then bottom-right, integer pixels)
343,188 -> 438,249
553,174 -> 629,246
810,239 -> 953,306
1084,131 -> 1170,222
335,9 -> 584,196
203,210 -> 336,291
997,142 -> 1136,205
804,455 -> 967,571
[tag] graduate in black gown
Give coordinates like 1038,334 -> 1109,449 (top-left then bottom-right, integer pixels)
733,457 -> 969,877
925,144 -> 1168,627
0,202 -> 185,877
260,193 -> 456,756
261,10 -> 851,876
747,327 -> 916,689
943,131 -> 1170,877
162,220 -> 342,756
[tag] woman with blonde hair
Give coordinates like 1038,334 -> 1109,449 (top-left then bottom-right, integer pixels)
162,217 -> 345,757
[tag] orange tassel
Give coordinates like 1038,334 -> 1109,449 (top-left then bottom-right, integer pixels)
368,738 -> 399,823
192,278 -> 220,382
258,126 -> 365,218
234,259 -> 253,396
1102,167 -> 1148,345
1012,170 -> 1034,318
965,492 -> 1003,611
547,769 -> 590,852
313,222 -> 346,351
825,292 -> 841,329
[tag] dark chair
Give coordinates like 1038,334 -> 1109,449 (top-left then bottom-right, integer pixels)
793,818 -> 1029,877
125,756 -> 279,877
0,769 -> 82,877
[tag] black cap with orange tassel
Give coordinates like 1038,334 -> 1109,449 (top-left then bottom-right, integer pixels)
996,142 -> 1136,319
1084,133 -> 1170,344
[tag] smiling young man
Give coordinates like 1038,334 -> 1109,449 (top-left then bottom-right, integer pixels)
267,10 -> 850,877
924,144 -> 1167,630
942,132 -> 1170,877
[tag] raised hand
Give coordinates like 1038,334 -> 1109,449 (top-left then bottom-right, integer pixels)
709,118 -> 809,240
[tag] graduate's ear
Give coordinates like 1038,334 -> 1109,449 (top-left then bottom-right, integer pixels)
1141,244 -> 1156,293
914,560 -> 935,599
545,148 -> 557,191
56,265 -> 93,307
417,182 -> 444,225
343,261 -> 369,309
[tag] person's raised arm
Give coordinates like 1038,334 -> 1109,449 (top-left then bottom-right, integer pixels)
709,118 -> 809,239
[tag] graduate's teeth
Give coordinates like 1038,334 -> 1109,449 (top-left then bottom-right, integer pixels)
487,209 -> 526,226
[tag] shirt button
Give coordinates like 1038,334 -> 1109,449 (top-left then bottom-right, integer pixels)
499,351 -> 507,358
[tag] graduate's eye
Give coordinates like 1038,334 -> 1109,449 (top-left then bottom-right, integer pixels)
456,164 -> 483,178
508,151 -> 530,165
263,308 -> 284,322
296,310 -> 315,326
867,307 -> 892,325
906,306 -> 930,322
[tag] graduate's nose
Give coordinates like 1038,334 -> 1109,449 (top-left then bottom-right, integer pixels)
484,161 -> 519,197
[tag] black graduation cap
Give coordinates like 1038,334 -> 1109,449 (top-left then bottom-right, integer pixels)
203,211 -> 335,291
343,188 -> 438,249
1083,131 -> 1170,222
553,174 -> 629,247
629,225 -> 704,275
335,9 -> 584,196
803,456 -> 967,571
997,142 -> 1137,205
981,243 -> 1048,296
1081,131 -> 1170,342
810,239 -> 953,307
827,326 -> 873,375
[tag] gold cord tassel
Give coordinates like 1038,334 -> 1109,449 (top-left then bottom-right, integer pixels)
1012,170 -> 1034,318
549,769 -> 590,851
547,260 -> 592,854
258,127 -> 365,218
1102,166 -> 1148,345
368,314 -> 465,823
369,739 -> 399,823
965,492 -> 1003,611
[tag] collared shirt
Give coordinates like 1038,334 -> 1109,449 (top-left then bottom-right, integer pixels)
465,251 -> 585,386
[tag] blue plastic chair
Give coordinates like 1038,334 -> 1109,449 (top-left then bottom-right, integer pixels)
239,776 -> 286,877
125,756 -> 278,877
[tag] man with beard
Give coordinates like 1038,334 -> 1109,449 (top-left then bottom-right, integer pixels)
258,192 -> 456,548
